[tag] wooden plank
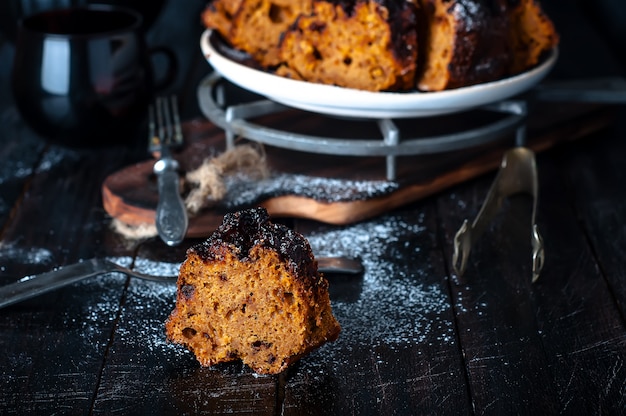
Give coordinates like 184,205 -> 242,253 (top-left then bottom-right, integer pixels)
281,206 -> 471,415
436,176 -> 561,413
436,134 -> 626,412
0,144 -> 142,414
553,123 -> 626,318
91,239 -> 278,415
532,139 -> 626,413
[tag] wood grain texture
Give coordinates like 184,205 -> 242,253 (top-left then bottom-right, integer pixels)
555,121 -> 626,320
536,140 -> 626,413
280,207 -> 472,415
438,189 -> 563,413
436,139 -> 626,413
0,144 -> 139,415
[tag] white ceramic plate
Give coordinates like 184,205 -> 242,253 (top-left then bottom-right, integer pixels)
200,29 -> 557,119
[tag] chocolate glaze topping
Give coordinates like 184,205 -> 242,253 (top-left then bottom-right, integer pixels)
190,207 -> 319,281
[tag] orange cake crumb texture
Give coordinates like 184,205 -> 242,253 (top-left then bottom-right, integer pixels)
165,207 -> 341,375
202,0 -> 558,92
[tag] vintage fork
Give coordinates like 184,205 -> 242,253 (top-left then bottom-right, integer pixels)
149,96 -> 188,246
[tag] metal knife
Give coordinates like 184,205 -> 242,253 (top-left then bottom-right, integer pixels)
0,256 -> 363,309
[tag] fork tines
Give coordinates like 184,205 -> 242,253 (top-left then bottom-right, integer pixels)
148,95 -> 183,154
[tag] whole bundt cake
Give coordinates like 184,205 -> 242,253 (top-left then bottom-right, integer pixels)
276,0 -> 419,91
165,207 -> 341,375
201,0 -> 558,92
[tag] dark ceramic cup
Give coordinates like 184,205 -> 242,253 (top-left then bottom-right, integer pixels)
0,0 -> 166,42
11,5 -> 175,147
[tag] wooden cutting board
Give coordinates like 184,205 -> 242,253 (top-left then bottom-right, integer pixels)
102,102 -> 613,237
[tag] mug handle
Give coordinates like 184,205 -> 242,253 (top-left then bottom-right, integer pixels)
149,46 -> 178,91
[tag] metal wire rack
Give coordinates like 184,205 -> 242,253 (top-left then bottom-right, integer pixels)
197,73 -> 528,181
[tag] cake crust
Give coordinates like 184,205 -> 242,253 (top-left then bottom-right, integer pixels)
417,0 -> 511,91
165,208 -> 341,374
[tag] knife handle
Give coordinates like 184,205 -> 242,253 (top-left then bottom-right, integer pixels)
0,259 -> 109,309
154,158 -> 188,246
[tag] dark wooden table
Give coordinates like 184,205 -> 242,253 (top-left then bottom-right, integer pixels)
1,2 -> 625,415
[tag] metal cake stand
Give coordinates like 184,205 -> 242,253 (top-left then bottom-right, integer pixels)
197,72 -> 529,181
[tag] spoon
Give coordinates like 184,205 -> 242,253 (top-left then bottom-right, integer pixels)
0,256 -> 363,309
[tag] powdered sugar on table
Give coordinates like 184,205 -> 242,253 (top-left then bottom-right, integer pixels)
66,210 -> 458,373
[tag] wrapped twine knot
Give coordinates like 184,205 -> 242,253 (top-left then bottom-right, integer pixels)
111,143 -> 269,240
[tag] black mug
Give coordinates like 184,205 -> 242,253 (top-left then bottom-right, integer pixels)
0,0 -> 166,42
11,5 -> 175,147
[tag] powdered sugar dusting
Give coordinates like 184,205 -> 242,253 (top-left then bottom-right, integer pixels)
306,213 -> 454,349
113,283 -> 183,359
0,243 -> 55,269
0,159 -> 34,185
58,256 -> 183,358
64,273 -> 123,350
109,257 -> 182,357
36,145 -> 73,173
131,257 -> 181,278
61,211 -> 456,372
222,173 -> 399,208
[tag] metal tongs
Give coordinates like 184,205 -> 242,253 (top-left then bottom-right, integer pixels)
451,76 -> 626,283
452,146 -> 545,283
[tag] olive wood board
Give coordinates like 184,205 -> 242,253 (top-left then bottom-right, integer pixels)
102,103 -> 613,237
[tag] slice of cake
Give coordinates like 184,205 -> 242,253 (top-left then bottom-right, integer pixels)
416,0 -> 512,91
507,0 -> 559,74
276,0 -> 419,92
165,207 -> 341,374
202,0 -> 313,67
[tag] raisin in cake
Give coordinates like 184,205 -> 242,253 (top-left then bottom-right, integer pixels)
165,207 -> 341,374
